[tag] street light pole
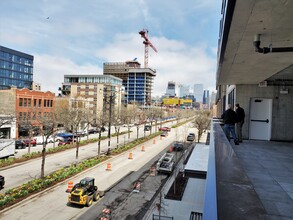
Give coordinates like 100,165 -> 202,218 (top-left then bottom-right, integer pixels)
107,93 -> 113,153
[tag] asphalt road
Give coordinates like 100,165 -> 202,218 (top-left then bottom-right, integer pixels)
0,120 -> 196,220
0,128 -> 180,220
0,123 -> 173,191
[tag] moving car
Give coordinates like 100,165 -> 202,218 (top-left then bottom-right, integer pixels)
160,131 -> 168,137
158,127 -> 171,132
173,142 -> 184,151
187,133 -> 196,141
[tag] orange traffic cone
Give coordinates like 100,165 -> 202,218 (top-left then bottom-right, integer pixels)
106,163 -> 112,171
66,181 -> 73,192
141,146 -> 145,152
128,152 -> 133,159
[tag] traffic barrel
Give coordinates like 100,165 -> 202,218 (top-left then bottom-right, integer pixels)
141,145 -> 145,152
153,139 -> 156,144
66,181 -> 73,192
128,152 -> 133,159
106,163 -> 112,171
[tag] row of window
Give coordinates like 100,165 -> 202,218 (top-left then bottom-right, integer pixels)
0,52 -> 33,66
0,61 -> 33,73
19,98 -> 54,108
0,78 -> 31,88
19,111 -> 53,121
0,69 -> 33,79
64,76 -> 122,86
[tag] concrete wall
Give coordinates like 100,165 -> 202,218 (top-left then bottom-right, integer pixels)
236,84 -> 293,141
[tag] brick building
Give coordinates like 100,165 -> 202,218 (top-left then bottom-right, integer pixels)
0,87 -> 55,139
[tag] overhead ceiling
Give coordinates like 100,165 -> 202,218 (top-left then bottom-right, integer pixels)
217,0 -> 293,86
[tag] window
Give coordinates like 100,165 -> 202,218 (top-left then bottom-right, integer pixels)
34,99 -> 37,107
24,98 -> 27,107
39,99 -> 42,107
19,112 -> 22,120
19,98 -> 23,106
28,99 -> 31,107
44,99 -> 47,107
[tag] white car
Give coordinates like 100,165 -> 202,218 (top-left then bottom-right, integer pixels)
34,136 -> 55,145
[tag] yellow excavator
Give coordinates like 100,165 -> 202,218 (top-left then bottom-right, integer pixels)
67,177 -> 104,207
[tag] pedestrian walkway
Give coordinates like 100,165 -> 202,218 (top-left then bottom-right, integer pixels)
232,140 -> 293,219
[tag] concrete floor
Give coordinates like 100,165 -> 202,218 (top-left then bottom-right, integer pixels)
232,140 -> 293,220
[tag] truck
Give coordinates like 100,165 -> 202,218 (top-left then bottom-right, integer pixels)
0,139 -> 15,159
156,153 -> 175,174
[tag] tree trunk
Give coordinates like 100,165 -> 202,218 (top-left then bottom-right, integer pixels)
117,128 -> 120,148
75,138 -> 79,164
40,143 -> 46,178
128,127 -> 131,139
97,131 -> 102,157
136,126 -> 139,139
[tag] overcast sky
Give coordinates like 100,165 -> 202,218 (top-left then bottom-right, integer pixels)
0,0 -> 221,96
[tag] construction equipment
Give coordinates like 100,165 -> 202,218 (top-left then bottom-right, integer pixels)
67,177 -> 104,207
156,153 -> 175,174
139,29 -> 158,68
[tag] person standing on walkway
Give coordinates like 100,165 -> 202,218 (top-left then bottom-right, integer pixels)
221,104 -> 239,145
235,103 -> 245,143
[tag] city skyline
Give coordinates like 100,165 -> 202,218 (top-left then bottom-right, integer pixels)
0,1 -> 221,96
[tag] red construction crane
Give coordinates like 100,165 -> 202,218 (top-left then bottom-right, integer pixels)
139,29 -> 158,68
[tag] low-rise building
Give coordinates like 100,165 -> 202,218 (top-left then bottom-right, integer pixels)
0,87 -> 55,139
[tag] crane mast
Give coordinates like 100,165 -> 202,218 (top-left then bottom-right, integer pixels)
139,29 -> 158,68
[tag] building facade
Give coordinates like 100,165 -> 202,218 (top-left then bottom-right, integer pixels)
103,61 -> 156,105
216,0 -> 293,141
0,87 -> 55,139
179,84 -> 190,98
193,84 -> 203,103
165,81 -> 176,97
0,46 -> 34,90
60,74 -> 123,115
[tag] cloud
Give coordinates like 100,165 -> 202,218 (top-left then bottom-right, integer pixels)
33,55 -> 102,94
95,33 -> 216,96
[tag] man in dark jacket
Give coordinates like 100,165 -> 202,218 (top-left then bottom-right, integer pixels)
221,104 -> 239,145
235,103 -> 245,142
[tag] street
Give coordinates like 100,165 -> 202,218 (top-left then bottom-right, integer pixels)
0,121 -> 195,220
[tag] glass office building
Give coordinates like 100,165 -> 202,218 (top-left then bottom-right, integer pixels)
0,46 -> 34,90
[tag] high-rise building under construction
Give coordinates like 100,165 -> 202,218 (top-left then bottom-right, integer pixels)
103,60 -> 156,105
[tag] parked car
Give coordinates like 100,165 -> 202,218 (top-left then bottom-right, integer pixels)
173,142 -> 184,151
0,175 -> 4,189
58,138 -> 76,146
15,140 -> 26,149
158,127 -> 171,132
160,131 -> 168,137
55,133 -> 74,142
144,125 -> 151,131
23,138 -> 37,147
187,133 -> 196,141
87,129 -> 97,134
34,136 -> 55,145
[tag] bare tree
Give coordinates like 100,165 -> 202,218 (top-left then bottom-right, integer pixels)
56,97 -> 91,163
36,113 -> 55,179
191,110 -> 211,142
